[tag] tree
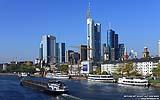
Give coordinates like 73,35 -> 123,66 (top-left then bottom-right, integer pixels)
152,63 -> 160,79
123,63 -> 134,76
116,62 -> 134,77
60,64 -> 69,74
95,66 -> 101,75
102,71 -> 108,75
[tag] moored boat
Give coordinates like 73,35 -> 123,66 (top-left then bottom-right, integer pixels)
53,73 -> 69,79
88,74 -> 115,82
118,77 -> 149,86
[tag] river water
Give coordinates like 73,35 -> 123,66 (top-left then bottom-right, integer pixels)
0,75 -> 160,100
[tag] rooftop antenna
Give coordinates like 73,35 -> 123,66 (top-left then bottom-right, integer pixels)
87,1 -> 91,18
108,22 -> 112,29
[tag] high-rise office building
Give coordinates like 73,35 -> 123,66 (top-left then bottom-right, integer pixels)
86,3 -> 101,64
158,40 -> 160,57
118,44 -> 125,60
56,43 -> 66,63
94,23 -> 101,63
107,28 -> 119,61
39,35 -> 56,64
80,45 -> 87,61
66,50 -> 74,64
102,43 -> 106,61
114,34 -> 119,60
60,43 -> 65,63
56,43 -> 60,63
129,50 -> 137,59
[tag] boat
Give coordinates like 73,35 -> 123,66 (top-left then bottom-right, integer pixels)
118,77 -> 149,86
45,73 -> 54,78
45,80 -> 69,95
88,74 -> 115,82
52,73 -> 69,79
18,72 -> 28,77
20,79 -> 69,95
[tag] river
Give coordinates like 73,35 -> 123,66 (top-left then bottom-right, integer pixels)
0,75 -> 160,100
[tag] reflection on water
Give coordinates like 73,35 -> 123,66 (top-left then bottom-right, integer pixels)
0,75 -> 160,100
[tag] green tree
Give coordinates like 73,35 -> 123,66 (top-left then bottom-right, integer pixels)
123,63 -> 134,76
152,63 -> 160,79
60,64 -> 69,74
116,62 -> 134,77
102,71 -> 108,75
95,66 -> 101,75
6,64 -> 36,73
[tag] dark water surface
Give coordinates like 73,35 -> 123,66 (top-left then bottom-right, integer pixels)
0,75 -> 160,100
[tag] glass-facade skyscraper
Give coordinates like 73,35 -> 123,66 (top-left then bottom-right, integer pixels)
55,43 -> 65,63
39,35 -> 56,64
56,43 -> 60,63
94,23 -> 101,63
87,4 -> 101,65
60,43 -> 65,63
107,29 -> 119,61
119,44 -> 125,60
80,45 -> 87,61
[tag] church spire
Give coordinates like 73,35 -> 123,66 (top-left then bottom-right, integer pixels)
87,2 -> 91,19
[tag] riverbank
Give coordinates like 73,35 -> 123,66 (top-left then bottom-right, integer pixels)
70,75 -> 87,80
0,73 -> 18,76
151,83 -> 160,88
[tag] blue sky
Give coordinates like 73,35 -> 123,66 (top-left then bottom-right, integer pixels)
0,0 -> 160,63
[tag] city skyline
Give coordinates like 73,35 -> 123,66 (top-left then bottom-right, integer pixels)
0,0 -> 160,63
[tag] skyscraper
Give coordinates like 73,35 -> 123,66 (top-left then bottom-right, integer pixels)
102,43 -> 106,61
55,43 -> 65,63
118,44 -> 125,60
107,28 -> 118,61
80,45 -> 87,61
87,3 -> 94,61
66,50 -> 74,64
158,40 -> 160,57
56,43 -> 60,63
86,3 -> 101,64
60,43 -> 65,63
39,35 -> 56,64
94,23 -> 101,63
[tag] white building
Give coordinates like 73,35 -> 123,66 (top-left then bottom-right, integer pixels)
101,63 -> 119,74
101,58 -> 160,76
158,40 -> 160,57
136,61 -> 158,76
68,65 -> 79,75
81,61 -> 92,74
39,35 -> 56,64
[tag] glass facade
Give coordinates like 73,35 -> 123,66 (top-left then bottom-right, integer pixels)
94,23 -> 101,63
107,29 -> 119,61
40,35 -> 56,64
119,44 -> 125,60
60,43 -> 65,63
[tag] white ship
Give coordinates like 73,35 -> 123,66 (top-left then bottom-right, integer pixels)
46,73 -> 69,79
88,74 -> 115,82
118,77 -> 149,86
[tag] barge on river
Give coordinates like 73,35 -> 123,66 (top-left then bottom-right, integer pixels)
20,78 -> 69,95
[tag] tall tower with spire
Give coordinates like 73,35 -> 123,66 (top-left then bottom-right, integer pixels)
87,2 -> 94,61
86,2 -> 101,65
